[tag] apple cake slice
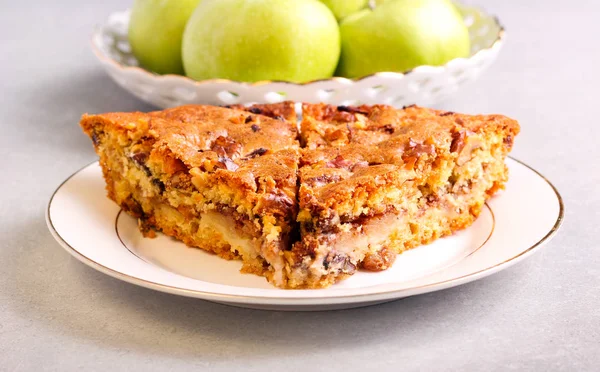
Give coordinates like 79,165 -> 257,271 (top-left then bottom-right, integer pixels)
80,102 -> 300,286
285,104 -> 519,288
80,102 -> 519,289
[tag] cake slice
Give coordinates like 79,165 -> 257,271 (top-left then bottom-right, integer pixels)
80,102 -> 519,289
80,102 -> 300,286
284,104 -> 519,288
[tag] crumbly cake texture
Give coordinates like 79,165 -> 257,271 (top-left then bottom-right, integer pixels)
80,102 -> 519,289
81,102 -> 300,285
292,103 -> 519,288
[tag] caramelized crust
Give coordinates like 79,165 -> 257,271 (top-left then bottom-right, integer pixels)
80,102 -> 520,289
298,103 -> 519,218
81,103 -> 299,216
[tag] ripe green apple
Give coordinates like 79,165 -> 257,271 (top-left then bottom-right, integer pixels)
182,0 -> 340,83
129,0 -> 201,75
337,0 -> 470,78
319,0 -> 369,20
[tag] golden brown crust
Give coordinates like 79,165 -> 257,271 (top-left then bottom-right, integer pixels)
80,102 -> 520,289
81,104 -> 300,219
301,103 -> 519,149
297,103 -> 519,217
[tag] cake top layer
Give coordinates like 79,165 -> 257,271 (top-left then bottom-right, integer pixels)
82,102 -> 298,170
81,101 -> 519,221
86,102 -> 297,168
81,102 -> 300,219
301,103 -> 518,152
298,103 -> 520,218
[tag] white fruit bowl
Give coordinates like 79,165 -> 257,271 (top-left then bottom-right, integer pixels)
91,4 -> 504,109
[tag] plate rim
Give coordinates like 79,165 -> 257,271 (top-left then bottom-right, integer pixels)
46,157 -> 564,304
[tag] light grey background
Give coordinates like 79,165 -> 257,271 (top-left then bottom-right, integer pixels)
1,0 -> 598,370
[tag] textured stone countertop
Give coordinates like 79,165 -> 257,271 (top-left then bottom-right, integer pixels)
1,0 -> 598,370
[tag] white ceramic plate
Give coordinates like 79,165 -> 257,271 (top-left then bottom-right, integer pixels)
92,3 -> 504,108
46,158 -> 562,311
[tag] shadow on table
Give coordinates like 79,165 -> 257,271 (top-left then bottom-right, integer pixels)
2,214 -> 544,362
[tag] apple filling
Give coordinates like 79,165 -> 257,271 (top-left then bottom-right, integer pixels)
198,210 -> 260,260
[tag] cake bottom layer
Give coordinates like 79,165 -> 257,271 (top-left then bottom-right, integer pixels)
285,196 -> 487,289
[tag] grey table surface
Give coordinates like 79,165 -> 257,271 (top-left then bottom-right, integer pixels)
1,0 -> 599,370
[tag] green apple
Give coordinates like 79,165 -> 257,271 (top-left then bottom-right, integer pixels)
337,0 -> 470,78
129,0 -> 201,75
319,0 -> 369,20
182,0 -> 340,83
